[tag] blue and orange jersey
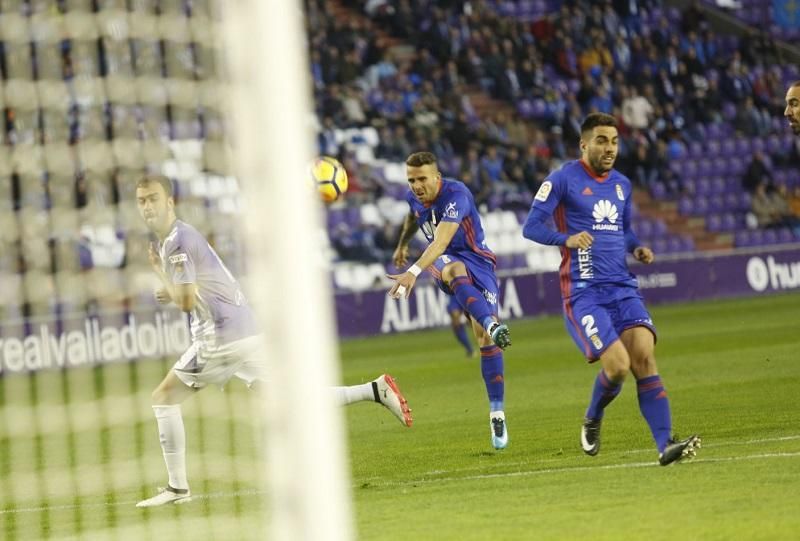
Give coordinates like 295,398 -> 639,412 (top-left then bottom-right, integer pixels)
523,160 -> 642,299
405,177 -> 496,268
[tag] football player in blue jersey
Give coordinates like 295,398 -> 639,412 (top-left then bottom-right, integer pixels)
522,113 -> 700,465
388,151 -> 511,449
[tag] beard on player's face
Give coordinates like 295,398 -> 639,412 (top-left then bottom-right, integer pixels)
789,115 -> 800,134
587,148 -> 616,174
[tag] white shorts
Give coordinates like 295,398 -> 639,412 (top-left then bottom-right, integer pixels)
172,334 -> 268,389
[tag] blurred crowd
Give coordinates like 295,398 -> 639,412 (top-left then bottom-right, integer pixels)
306,0 -> 798,262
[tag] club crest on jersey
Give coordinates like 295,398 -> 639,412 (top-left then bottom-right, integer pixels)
444,201 -> 459,219
535,181 -> 552,202
592,200 -> 619,231
615,184 -> 624,201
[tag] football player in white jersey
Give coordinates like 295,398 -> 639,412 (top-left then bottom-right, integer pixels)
135,175 -> 412,507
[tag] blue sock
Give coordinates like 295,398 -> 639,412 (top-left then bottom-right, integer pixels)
585,369 -> 622,420
451,276 -> 494,330
480,345 -> 504,411
637,375 -> 672,453
452,322 -> 473,356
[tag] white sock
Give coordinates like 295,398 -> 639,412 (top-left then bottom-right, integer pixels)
332,382 -> 376,405
153,405 -> 189,491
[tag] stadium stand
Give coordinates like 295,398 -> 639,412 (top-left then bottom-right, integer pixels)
305,0 -> 800,290
0,0 -> 798,301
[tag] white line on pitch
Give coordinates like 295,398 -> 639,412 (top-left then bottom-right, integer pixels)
383,450 -> 800,488
418,434 -> 800,476
2,450 -> 799,515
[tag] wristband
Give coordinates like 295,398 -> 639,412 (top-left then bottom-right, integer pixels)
408,264 -> 422,277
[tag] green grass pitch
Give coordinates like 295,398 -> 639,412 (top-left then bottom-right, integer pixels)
1,292 -> 798,540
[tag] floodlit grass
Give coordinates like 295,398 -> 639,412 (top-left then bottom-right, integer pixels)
1,293 -> 798,540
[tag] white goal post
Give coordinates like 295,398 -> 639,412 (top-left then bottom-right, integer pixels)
220,1 -> 354,540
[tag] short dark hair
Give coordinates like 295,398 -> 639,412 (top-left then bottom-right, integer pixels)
580,113 -> 618,136
136,174 -> 174,198
406,151 -> 438,167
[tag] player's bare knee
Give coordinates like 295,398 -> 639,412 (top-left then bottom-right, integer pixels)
601,346 -> 630,382
151,386 -> 170,405
441,261 -> 467,283
630,353 -> 658,378
151,377 -> 182,405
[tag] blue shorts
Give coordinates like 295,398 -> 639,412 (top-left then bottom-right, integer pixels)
429,254 -> 499,316
563,285 -> 656,362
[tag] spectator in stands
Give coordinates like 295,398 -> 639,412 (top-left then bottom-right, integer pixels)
750,182 -> 799,230
497,59 -> 522,102
342,85 -> 367,126
588,85 -> 614,114
460,147 -> 491,207
556,37 -> 579,78
788,186 -> 800,220
742,150 -> 773,193
734,96 -> 770,137
578,29 -> 614,76
630,142 -> 656,189
481,145 -> 508,188
375,125 -> 412,162
318,116 -> 340,157
622,85 -> 654,131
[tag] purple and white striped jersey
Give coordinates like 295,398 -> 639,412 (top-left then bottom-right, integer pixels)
159,220 -> 260,347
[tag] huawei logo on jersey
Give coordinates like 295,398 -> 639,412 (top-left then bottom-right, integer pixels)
592,200 -> 620,231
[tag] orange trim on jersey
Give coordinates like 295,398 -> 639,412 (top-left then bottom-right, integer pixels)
564,299 -> 593,359
553,204 -> 571,299
579,159 -> 609,183
462,216 -> 497,266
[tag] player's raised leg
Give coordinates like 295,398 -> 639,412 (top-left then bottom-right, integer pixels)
471,318 -> 508,449
137,370 -> 198,507
441,261 -> 511,350
333,374 -> 412,427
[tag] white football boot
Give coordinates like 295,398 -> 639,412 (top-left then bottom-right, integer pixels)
136,486 -> 192,508
372,374 -> 412,427
490,411 -> 509,450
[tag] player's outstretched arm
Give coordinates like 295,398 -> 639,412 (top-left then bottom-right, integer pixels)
392,212 -> 420,268
387,221 -> 459,299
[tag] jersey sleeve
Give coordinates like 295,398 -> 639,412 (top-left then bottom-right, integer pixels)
529,171 -> 566,216
438,188 -> 471,224
522,172 -> 569,245
163,233 -> 197,285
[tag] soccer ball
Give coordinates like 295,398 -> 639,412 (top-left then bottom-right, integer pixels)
312,156 -> 348,203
